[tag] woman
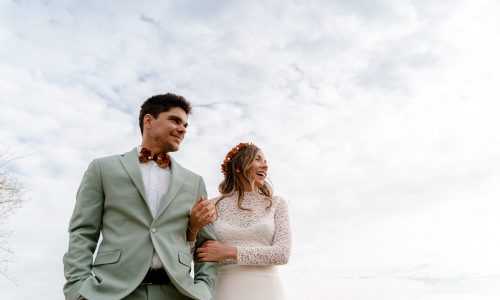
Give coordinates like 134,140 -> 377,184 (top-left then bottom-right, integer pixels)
195,142 -> 291,300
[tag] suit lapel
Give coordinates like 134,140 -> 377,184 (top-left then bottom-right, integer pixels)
155,158 -> 186,219
119,148 -> 149,207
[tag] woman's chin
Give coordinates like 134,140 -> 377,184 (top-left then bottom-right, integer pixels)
255,181 -> 265,189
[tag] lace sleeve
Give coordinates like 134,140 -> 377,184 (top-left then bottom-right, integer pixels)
236,197 -> 291,265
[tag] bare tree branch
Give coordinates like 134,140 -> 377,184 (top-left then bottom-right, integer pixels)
0,150 -> 27,280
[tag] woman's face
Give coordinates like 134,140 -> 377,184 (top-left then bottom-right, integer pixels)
246,150 -> 268,188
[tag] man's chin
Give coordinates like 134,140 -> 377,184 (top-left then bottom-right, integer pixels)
167,144 -> 180,152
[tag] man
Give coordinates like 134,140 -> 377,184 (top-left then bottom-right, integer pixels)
63,93 -> 217,300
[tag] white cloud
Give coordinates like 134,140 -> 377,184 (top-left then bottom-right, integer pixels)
1,0 -> 499,299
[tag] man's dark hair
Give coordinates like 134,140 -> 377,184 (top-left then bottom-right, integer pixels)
139,93 -> 193,134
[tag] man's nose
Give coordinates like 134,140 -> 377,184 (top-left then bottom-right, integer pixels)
178,124 -> 187,133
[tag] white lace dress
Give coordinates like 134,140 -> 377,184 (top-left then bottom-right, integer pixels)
210,192 -> 291,300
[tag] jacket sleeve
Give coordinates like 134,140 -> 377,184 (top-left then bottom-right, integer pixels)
192,177 -> 218,299
63,159 -> 104,300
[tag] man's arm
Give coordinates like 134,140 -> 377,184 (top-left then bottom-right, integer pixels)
63,159 -> 104,300
191,178 -> 218,299
187,196 -> 216,248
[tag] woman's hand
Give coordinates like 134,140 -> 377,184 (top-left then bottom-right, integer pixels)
189,197 -> 216,233
196,240 -> 237,262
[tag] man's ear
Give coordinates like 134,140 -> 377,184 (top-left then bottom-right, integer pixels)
143,114 -> 153,129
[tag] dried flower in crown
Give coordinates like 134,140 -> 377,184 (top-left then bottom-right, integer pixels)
221,142 -> 253,175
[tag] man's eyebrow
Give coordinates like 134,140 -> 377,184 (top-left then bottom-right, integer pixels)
168,115 -> 189,127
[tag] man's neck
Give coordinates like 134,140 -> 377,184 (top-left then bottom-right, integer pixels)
141,142 -> 166,154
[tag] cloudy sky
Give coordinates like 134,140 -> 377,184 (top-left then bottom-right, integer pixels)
1,0 -> 499,299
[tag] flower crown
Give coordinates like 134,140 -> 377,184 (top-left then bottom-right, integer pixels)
221,142 -> 254,175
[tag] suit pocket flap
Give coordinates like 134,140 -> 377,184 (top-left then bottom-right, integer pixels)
93,250 -> 121,266
178,251 -> 192,267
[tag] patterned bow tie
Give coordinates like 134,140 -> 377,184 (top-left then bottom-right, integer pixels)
139,147 -> 171,168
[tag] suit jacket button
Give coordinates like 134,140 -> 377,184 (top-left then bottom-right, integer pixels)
150,227 -> 157,233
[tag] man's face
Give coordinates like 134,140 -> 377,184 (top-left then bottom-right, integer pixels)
146,107 -> 188,153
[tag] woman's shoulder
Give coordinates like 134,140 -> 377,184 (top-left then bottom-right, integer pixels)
272,195 -> 288,207
272,194 -> 285,201
208,195 -> 228,203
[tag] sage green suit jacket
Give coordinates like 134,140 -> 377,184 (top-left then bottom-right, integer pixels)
63,148 -> 217,300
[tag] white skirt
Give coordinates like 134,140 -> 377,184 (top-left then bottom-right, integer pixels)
213,264 -> 285,300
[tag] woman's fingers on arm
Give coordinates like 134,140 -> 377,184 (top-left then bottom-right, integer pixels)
197,252 -> 212,262
205,200 -> 215,210
200,202 -> 212,214
192,197 -> 207,213
193,202 -> 204,213
206,211 -> 216,223
200,240 -> 212,247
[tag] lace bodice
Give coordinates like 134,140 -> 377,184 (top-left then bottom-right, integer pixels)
210,192 -> 291,265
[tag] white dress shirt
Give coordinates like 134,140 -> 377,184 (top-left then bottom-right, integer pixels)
137,146 -> 172,269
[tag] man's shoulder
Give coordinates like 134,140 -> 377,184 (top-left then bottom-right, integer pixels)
89,149 -> 136,165
96,153 -> 124,161
94,153 -> 126,162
